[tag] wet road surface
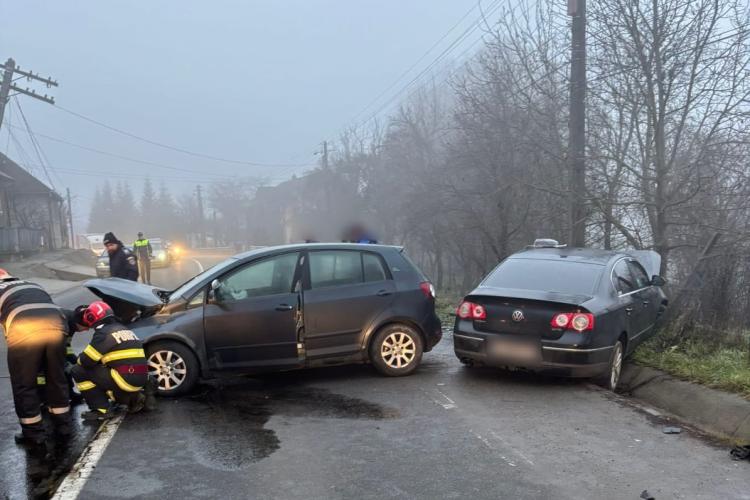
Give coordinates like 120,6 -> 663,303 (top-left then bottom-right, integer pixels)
0,254 -> 226,500
74,335 -> 749,499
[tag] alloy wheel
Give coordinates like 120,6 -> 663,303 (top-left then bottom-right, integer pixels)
148,350 -> 188,391
610,342 -> 623,390
381,332 -> 416,369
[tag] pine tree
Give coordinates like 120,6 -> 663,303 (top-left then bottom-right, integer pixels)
139,178 -> 157,235
88,185 -> 104,232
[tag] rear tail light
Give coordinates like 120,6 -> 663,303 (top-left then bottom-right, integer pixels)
420,282 -> 436,300
457,301 -> 487,320
550,312 -> 594,331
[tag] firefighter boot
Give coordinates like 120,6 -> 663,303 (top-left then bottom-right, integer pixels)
14,422 -> 46,447
50,412 -> 74,439
127,392 -> 146,414
144,376 -> 158,412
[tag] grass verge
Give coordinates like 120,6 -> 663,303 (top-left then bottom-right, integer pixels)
634,339 -> 750,399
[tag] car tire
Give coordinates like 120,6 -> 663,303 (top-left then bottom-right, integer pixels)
596,340 -> 624,392
370,324 -> 424,377
146,341 -> 199,397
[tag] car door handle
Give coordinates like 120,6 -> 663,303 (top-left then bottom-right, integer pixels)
642,300 -> 650,306
376,290 -> 392,297
625,307 -> 634,314
275,304 -> 294,312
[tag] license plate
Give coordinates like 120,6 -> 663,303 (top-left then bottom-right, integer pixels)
489,339 -> 541,365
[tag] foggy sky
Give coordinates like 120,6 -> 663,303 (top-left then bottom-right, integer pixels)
0,0 -> 477,232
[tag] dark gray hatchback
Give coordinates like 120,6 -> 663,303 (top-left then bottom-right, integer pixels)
85,243 -> 442,396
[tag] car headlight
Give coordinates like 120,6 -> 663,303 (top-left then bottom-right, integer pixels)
157,251 -> 166,260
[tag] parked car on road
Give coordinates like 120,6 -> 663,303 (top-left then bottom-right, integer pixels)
95,246 -> 134,278
453,239 -> 668,390
149,238 -> 171,268
84,243 -> 442,396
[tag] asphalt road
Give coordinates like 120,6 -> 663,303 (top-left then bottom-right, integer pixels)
2,253 -> 749,499
0,254 -> 227,500
79,349 -> 749,496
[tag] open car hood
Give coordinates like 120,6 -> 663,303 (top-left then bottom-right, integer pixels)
84,278 -> 167,322
627,250 -> 662,277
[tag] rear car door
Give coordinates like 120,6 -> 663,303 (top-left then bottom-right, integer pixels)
612,259 -> 643,351
203,252 -> 303,371
626,259 -> 659,343
303,250 -> 395,359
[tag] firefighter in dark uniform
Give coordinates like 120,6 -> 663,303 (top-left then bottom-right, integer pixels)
103,232 -> 139,282
0,269 -> 72,445
71,301 -> 148,420
36,305 -> 88,406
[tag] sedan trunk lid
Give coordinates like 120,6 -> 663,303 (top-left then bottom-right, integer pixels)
467,286 -> 593,339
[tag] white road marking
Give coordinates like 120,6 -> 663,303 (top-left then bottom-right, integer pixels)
431,388 -> 456,410
489,430 -> 535,466
191,258 -> 204,273
472,430 -> 517,467
52,415 -> 124,500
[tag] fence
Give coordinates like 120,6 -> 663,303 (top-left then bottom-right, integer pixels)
0,227 -> 44,255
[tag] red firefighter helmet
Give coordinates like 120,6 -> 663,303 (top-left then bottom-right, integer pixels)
82,301 -> 114,327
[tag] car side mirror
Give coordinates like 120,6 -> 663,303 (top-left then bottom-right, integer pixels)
651,275 -> 667,287
211,279 -> 222,291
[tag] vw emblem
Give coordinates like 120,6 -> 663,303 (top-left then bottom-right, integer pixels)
511,310 -> 525,322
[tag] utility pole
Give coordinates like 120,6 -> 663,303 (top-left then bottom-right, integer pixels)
0,58 -> 58,132
321,140 -> 330,170
196,185 -> 206,247
568,0 -> 587,247
66,188 -> 74,248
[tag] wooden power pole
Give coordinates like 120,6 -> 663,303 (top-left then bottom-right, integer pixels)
568,0 -> 587,247
0,58 -> 58,132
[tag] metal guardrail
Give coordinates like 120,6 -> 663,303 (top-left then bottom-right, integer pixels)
0,227 -> 44,254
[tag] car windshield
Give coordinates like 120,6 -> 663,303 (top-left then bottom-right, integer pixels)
167,257 -> 238,303
483,258 -> 603,296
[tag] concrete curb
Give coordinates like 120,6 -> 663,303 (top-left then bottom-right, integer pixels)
620,363 -> 750,444
44,261 -> 96,281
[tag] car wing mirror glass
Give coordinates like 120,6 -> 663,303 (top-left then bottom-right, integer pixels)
651,275 -> 667,287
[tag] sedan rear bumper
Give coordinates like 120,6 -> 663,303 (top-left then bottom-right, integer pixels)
453,330 -> 612,378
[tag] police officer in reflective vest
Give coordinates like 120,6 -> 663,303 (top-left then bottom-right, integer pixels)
133,232 -> 152,285
0,269 -> 72,445
71,301 -> 148,420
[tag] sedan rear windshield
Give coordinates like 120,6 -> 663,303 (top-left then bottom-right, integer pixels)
482,258 -> 603,296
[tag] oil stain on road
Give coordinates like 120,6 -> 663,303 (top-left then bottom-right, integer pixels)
124,378 -> 400,472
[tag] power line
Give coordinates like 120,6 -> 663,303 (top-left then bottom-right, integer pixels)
53,104 -> 313,168
346,2 -> 482,126
7,124 -> 246,180
351,0 -> 509,132
15,99 -> 58,190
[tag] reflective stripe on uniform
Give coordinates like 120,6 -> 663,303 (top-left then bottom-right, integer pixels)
20,414 -> 43,425
110,369 -> 141,392
0,284 -> 42,311
134,239 -> 149,247
106,390 -> 114,401
36,376 -> 46,385
49,406 -> 70,415
4,303 -> 62,331
66,346 -> 75,356
77,380 -> 96,391
83,345 -> 103,362
101,348 -> 145,364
